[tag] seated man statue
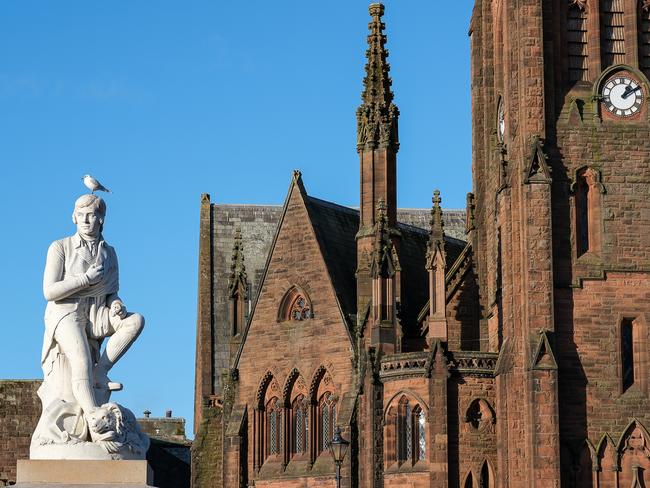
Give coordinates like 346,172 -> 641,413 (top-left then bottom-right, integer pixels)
32,194 -> 148,458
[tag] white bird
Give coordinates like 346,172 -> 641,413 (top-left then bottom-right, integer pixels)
82,174 -> 112,194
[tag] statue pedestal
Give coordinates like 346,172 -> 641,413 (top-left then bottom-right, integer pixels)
14,459 -> 153,487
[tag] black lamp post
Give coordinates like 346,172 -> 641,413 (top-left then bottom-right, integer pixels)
328,426 -> 350,488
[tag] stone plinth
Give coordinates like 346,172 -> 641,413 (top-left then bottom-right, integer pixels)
15,459 -> 153,486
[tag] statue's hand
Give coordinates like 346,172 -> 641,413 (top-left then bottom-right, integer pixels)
85,264 -> 104,285
110,300 -> 127,319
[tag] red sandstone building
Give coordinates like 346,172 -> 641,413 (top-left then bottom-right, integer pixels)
193,2 -> 650,487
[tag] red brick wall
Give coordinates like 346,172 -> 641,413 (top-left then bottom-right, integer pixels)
0,380 -> 40,485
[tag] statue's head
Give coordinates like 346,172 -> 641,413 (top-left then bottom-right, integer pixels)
72,194 -> 106,238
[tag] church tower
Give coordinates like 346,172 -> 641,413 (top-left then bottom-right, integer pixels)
471,0 -> 650,486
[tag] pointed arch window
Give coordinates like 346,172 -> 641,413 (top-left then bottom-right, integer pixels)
620,317 -> 648,394
622,318 -> 635,391
601,0 -> 626,68
291,395 -> 308,456
464,471 -> 476,488
568,1 -> 588,82
278,286 -> 313,322
479,460 -> 493,488
396,396 -> 426,465
415,406 -> 426,462
266,398 -> 282,458
318,392 -> 337,454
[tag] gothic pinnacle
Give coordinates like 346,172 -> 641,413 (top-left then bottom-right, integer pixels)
426,190 -> 445,270
228,227 -> 248,297
357,2 -> 399,152
429,190 -> 444,242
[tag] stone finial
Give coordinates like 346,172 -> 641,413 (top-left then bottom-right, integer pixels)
429,191 -> 445,241
357,2 -> 399,151
228,227 -> 248,298
426,190 -> 446,270
369,3 -> 385,17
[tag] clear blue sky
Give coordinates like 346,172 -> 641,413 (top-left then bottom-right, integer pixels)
0,1 -> 472,437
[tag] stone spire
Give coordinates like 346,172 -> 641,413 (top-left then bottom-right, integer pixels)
228,227 -> 248,298
356,2 -> 399,152
356,3 -> 401,333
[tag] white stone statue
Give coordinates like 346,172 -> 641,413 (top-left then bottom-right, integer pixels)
31,194 -> 149,460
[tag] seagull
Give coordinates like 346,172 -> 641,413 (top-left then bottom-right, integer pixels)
82,175 -> 112,194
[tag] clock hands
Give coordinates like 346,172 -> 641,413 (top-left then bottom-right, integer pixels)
622,85 -> 641,99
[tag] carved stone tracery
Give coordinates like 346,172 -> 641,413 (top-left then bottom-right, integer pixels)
278,286 -> 313,322
289,294 -> 311,321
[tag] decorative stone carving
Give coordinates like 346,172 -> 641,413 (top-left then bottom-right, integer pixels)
465,398 -> 496,433
31,193 -> 149,460
524,135 -> 552,184
570,0 -> 587,11
356,3 -> 399,152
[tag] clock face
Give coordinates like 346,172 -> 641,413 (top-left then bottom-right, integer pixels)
602,76 -> 644,117
497,99 -> 505,141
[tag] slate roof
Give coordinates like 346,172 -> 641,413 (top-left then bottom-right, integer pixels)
211,200 -> 466,393
305,196 -> 467,337
305,197 -> 359,329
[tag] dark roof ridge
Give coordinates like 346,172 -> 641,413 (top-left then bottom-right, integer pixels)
306,195 -> 360,216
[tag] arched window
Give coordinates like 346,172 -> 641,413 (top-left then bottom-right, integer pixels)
397,397 -> 410,461
620,317 -> 648,394
601,0 -> 626,68
568,1 -> 588,83
619,422 -> 650,486
396,396 -> 426,465
479,460 -> 493,488
464,471 -> 475,488
575,171 -> 590,256
414,406 -> 426,462
266,398 -> 282,458
318,392 -> 337,454
291,395 -> 308,456
278,286 -> 313,322
622,318 -> 635,392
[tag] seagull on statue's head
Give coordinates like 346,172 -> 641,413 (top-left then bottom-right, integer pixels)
82,174 -> 112,194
